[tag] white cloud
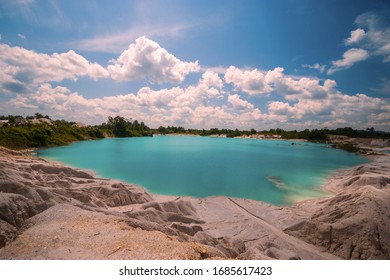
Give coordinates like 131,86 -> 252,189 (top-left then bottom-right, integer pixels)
302,63 -> 326,73
1,36 -> 389,131
266,91 -> 389,129
9,94 -> 38,109
228,94 -> 254,111
0,64 -> 31,94
329,12 -> 390,71
17,33 -> 26,39
265,67 -> 337,100
108,36 -> 199,84
224,66 -> 273,95
6,74 -> 264,129
345,28 -> 366,45
325,12 -> 390,75
5,71 -> 389,130
329,93 -> 390,128
0,44 -> 109,94
378,43 -> 390,62
354,12 -> 390,63
201,70 -> 224,89
268,101 -> 293,115
327,48 -> 369,74
355,12 -> 390,49
224,65 -> 338,101
0,36 -> 200,94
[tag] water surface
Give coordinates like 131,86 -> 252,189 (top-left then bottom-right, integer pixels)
40,136 -> 369,205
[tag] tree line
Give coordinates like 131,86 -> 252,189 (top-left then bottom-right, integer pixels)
1,113 -> 388,150
101,116 -> 152,137
0,114 -> 152,149
154,126 -> 390,140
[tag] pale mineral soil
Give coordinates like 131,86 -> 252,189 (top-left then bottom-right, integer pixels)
0,140 -> 389,260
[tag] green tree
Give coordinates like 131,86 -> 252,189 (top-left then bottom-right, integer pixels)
108,116 -> 128,137
34,112 -> 45,119
8,115 -> 16,125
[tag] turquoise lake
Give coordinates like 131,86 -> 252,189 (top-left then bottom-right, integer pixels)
39,136 -> 369,205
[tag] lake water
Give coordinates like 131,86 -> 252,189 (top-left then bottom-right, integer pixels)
39,136 -> 369,205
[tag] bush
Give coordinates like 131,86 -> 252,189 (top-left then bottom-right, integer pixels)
332,143 -> 360,153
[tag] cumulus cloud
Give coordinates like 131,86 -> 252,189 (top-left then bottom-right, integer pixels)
354,12 -> 390,62
0,36 -> 200,96
108,36 -> 200,84
201,70 -> 224,89
268,101 -> 292,115
266,91 -> 389,129
328,11 -> 390,74
228,94 -> 254,111
327,48 -> 369,74
0,44 -> 109,94
7,67 -> 389,131
345,28 -> 366,45
1,36 -> 389,131
224,66 -> 273,95
264,67 -> 337,101
355,12 -> 390,48
224,65 -> 337,101
6,73 -> 263,129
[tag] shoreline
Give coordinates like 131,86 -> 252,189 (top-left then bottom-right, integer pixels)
0,144 -> 389,259
32,135 -> 373,207
19,140 -> 388,203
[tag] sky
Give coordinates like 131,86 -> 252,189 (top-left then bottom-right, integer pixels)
0,0 -> 389,131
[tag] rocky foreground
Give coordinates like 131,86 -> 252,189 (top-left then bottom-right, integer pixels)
0,145 -> 389,260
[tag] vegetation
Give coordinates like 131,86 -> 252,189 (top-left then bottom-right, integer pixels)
102,116 -> 152,137
157,125 -> 186,135
331,142 -> 361,153
153,125 -> 389,141
1,113 -> 389,151
0,114 -> 152,150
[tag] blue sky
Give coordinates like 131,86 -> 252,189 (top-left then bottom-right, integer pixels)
0,0 -> 389,130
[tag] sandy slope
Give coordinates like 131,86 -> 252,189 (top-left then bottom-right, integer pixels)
0,145 -> 389,260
